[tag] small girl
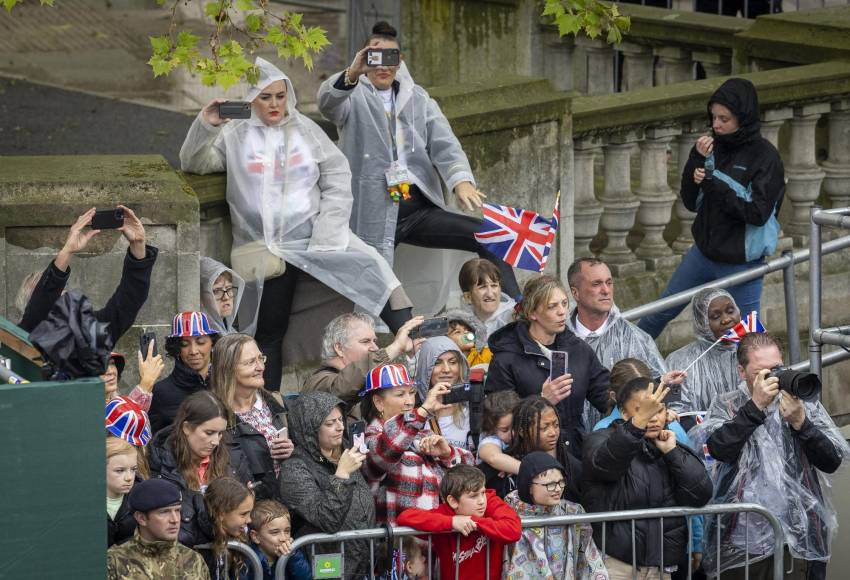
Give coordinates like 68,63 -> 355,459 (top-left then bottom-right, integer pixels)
106,436 -> 140,547
379,538 -> 427,580
204,477 -> 255,580
477,390 -> 521,476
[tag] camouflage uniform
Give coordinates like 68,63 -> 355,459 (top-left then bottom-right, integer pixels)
106,530 -> 210,580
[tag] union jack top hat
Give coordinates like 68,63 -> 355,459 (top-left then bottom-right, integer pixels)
106,396 -> 152,447
358,363 -> 416,398
168,311 -> 219,338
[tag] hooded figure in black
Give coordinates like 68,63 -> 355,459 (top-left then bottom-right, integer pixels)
638,78 -> 786,339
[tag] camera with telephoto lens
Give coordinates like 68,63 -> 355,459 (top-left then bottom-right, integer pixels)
439,368 -> 485,446
767,366 -> 821,401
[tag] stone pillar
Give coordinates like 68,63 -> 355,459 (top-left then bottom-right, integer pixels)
784,103 -> 830,244
543,30 -> 575,92
599,131 -> 644,276
635,126 -> 681,270
672,122 -> 702,255
760,108 -> 794,253
822,99 -> 850,209
575,36 -> 614,96
573,137 -> 605,258
692,50 -> 731,78
654,46 -> 693,86
618,42 -> 654,91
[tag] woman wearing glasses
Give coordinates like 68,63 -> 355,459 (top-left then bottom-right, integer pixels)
200,257 -> 244,335
210,333 -> 293,501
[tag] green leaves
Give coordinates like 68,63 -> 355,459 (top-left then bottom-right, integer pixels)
542,0 -> 631,43
4,0 -> 54,12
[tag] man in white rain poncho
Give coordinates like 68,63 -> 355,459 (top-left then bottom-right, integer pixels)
199,257 -> 245,335
665,288 -> 741,423
316,21 -> 520,314
180,57 -> 413,390
690,333 -> 848,580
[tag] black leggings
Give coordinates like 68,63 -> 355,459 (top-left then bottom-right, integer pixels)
254,266 -> 412,391
395,190 -> 521,299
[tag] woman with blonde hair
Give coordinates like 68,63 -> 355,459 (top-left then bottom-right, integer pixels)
487,274 -> 610,454
211,333 -> 293,500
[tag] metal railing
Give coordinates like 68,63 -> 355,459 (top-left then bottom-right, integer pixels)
275,503 -> 784,580
194,540 -> 263,580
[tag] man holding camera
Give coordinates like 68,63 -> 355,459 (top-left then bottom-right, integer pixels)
695,333 -> 847,580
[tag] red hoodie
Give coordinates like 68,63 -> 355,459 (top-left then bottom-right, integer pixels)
396,489 -> 521,580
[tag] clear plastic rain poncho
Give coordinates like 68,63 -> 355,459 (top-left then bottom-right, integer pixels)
317,61 -> 477,315
689,384 -> 850,576
199,257 -> 244,335
665,288 -> 741,414
180,58 -> 402,335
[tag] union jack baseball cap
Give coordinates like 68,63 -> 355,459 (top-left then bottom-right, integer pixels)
358,363 -> 416,397
106,396 -> 152,447
167,311 -> 219,338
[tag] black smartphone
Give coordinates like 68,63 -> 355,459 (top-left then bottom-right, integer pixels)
219,101 -> 252,119
139,331 -> 158,358
409,317 -> 449,340
91,208 -> 124,230
349,419 -> 366,439
441,383 -> 472,405
366,48 -> 400,67
550,350 -> 568,379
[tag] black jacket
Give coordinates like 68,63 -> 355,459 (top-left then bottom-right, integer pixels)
149,360 -> 211,434
582,420 -> 713,568
19,245 -> 158,343
486,321 -> 611,454
681,78 -> 785,264
227,390 -> 288,501
107,493 -> 136,548
147,425 -> 252,547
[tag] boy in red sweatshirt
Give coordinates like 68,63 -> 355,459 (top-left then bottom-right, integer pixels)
397,464 -> 521,580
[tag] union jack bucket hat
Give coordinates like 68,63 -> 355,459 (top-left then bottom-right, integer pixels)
168,311 -> 219,338
358,363 -> 417,397
106,396 -> 152,447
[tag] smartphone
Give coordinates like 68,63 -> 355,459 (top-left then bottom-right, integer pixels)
349,420 -> 367,453
219,101 -> 252,119
409,317 -> 449,340
441,383 -> 472,405
276,426 -> 288,440
139,331 -> 158,358
366,48 -> 400,67
550,351 -> 568,379
91,208 -> 124,230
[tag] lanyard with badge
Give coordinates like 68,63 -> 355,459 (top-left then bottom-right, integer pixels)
384,90 -> 411,203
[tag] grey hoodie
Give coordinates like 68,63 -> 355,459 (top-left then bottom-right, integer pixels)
200,257 -> 244,335
413,336 -> 470,401
279,392 -> 375,576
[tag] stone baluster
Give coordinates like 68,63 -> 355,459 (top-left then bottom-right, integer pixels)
654,46 -> 693,86
543,30 -> 575,92
635,126 -> 681,270
573,137 -> 605,258
760,108 -> 794,253
671,122 -> 703,255
575,36 -> 614,95
618,42 -> 654,91
599,131 -> 644,276
784,103 -> 830,244
692,50 -> 731,78
822,99 -> 850,209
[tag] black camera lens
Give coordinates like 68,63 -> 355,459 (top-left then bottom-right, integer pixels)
770,366 -> 821,400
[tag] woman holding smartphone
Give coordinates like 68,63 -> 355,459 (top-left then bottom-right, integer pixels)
210,333 -> 292,501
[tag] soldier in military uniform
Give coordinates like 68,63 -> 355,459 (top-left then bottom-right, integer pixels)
107,479 -> 210,580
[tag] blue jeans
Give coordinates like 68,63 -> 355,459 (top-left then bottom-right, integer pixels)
637,245 -> 765,339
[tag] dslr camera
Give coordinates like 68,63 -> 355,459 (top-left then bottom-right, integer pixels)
767,366 -> 821,401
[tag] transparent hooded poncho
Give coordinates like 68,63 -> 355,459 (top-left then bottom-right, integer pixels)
689,384 -> 850,575
180,57 -> 402,335
666,288 -> 741,414
199,257 -> 244,335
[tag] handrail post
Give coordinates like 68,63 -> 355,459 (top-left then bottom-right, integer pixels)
782,249 -> 801,364
809,206 -> 823,378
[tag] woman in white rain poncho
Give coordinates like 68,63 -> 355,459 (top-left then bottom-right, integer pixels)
317,21 -> 520,312
665,288 -> 741,420
180,57 -> 412,390
199,257 -> 244,335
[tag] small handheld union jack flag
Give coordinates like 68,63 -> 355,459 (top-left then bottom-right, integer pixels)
720,311 -> 767,343
474,192 -> 560,273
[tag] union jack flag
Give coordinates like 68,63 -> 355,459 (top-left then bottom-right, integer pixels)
474,192 -> 560,273
720,311 -> 767,343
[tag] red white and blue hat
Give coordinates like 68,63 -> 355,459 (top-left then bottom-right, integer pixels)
106,396 -> 152,447
358,363 -> 416,397
168,311 -> 219,338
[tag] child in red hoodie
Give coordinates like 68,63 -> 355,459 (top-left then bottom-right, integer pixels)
397,464 -> 521,580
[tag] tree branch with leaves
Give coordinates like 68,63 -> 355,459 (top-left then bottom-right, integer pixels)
542,0 -> 631,43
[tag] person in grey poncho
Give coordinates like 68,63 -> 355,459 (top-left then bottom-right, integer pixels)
665,288 -> 741,419
278,391 -> 374,577
180,56 -> 412,391
200,257 -> 244,335
689,333 -> 848,580
317,21 -> 520,312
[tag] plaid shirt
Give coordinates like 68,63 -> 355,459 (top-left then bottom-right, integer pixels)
363,410 -> 474,525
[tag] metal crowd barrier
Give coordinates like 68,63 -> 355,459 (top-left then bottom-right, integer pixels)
275,503 -> 784,580
194,540 -> 264,579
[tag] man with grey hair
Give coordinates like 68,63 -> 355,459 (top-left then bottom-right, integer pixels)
302,313 -> 423,417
